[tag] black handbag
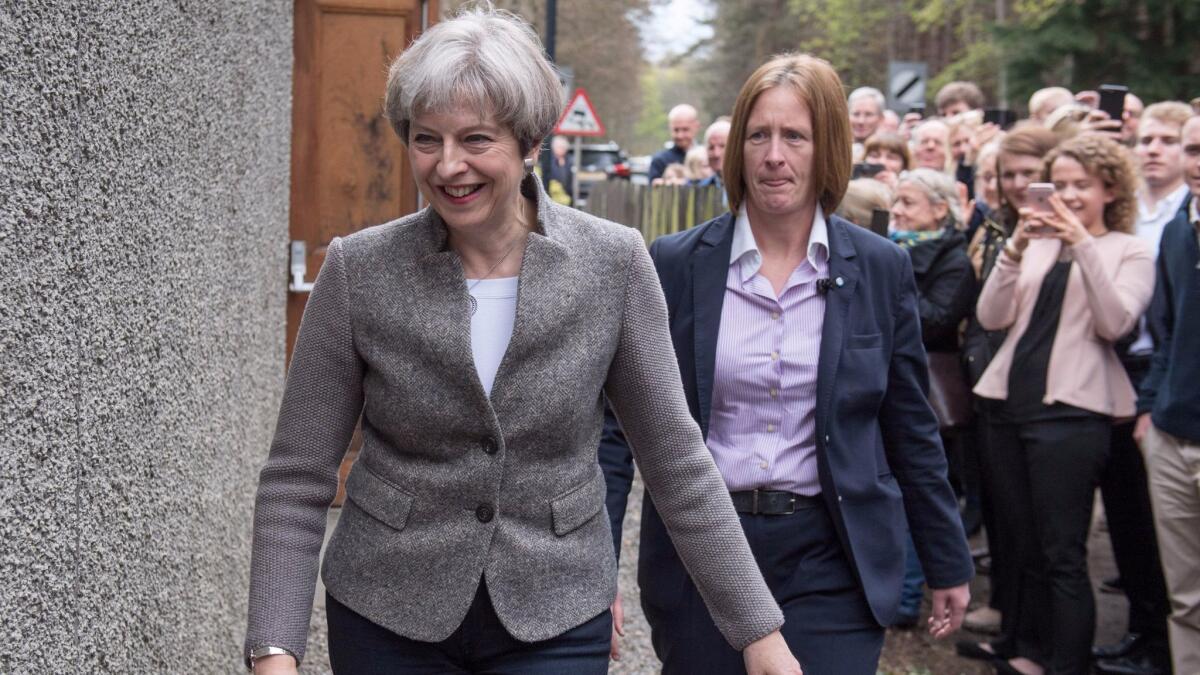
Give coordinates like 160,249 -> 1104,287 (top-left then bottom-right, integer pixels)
927,351 -> 972,430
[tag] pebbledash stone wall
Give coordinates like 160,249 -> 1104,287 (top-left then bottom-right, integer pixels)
1,2 -> 293,671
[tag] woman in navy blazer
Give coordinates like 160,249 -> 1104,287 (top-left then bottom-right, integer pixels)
600,54 -> 973,675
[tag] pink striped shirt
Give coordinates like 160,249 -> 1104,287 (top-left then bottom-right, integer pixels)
707,205 -> 829,496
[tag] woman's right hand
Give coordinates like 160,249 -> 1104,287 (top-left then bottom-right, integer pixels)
253,655 -> 298,675
743,630 -> 803,674
1012,208 -> 1039,252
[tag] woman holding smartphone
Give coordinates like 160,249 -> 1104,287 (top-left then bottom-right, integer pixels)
971,134 -> 1154,675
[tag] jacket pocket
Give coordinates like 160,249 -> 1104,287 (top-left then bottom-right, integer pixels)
551,470 -> 606,536
847,332 -> 883,350
344,464 -> 415,532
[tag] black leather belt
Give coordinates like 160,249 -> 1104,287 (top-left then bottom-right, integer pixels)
730,489 -> 821,515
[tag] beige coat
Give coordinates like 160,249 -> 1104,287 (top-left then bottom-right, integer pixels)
973,232 -> 1154,418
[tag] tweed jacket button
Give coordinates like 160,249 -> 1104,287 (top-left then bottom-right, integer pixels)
476,504 -> 495,523
482,437 -> 498,455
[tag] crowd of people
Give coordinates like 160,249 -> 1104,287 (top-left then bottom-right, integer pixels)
626,76 -> 1200,675
244,6 -> 1198,675
824,81 -> 1198,675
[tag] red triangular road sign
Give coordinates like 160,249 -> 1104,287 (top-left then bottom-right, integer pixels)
554,88 -> 606,137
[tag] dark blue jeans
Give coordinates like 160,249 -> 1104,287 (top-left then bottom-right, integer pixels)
326,580 -> 611,674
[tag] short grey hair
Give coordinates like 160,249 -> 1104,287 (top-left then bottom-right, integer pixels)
898,167 -> 962,228
383,6 -> 564,155
704,119 -> 731,143
848,87 -> 886,113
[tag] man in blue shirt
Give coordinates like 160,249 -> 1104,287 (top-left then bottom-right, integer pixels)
648,104 -> 699,183
1135,114 -> 1200,675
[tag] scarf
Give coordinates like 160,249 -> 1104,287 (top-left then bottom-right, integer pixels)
889,228 -> 945,250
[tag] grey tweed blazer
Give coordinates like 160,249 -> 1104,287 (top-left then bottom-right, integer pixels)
244,178 -> 783,664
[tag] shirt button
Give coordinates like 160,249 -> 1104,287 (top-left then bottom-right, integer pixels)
767,423 -> 776,432
770,388 -> 778,398
476,504 -> 495,523
770,351 -> 779,361
482,437 -> 498,455
759,461 -> 768,469
770,311 -> 780,321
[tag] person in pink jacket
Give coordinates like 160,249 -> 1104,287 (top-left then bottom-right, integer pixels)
972,133 -> 1154,675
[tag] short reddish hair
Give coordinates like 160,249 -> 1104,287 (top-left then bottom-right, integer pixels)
723,53 -> 852,215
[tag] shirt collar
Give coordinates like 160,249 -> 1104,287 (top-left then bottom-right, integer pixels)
1191,195 -> 1199,228
731,204 -> 829,279
1139,182 -> 1190,222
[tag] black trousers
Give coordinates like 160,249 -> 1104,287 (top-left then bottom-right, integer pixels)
326,580 -> 610,674
986,415 -> 1111,674
641,500 -> 885,675
1101,359 -> 1170,647
974,403 -> 1016,620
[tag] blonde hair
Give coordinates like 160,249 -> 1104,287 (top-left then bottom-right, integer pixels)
1042,134 -> 1139,234
684,146 -> 711,181
724,53 -> 852,214
836,179 -> 892,228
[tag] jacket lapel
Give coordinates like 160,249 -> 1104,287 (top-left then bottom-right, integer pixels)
815,218 -> 860,441
408,211 -> 484,404
692,214 -> 735,438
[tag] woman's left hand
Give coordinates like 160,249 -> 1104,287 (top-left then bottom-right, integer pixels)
1039,193 -> 1091,246
609,590 -> 625,660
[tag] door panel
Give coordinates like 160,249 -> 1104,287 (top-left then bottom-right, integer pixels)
288,0 -> 435,504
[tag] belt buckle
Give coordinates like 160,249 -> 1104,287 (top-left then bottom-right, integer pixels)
784,495 -> 796,515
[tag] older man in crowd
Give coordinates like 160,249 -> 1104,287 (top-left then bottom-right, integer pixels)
695,118 -> 730,190
648,103 -> 700,183
848,87 -> 886,141
1134,113 -> 1200,675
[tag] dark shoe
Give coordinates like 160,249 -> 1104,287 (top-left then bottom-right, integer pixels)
892,612 -> 920,629
1094,654 -> 1166,675
1093,633 -> 1144,660
1100,575 -> 1126,594
956,640 -> 1001,661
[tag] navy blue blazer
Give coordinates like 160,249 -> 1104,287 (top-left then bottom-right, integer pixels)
600,212 -> 973,626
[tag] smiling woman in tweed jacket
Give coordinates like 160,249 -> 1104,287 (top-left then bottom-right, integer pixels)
242,6 -> 800,675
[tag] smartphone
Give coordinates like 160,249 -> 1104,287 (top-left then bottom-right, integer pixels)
852,162 -> 886,179
869,208 -> 890,238
1098,84 -> 1129,121
984,107 -> 1015,129
1025,183 -> 1057,234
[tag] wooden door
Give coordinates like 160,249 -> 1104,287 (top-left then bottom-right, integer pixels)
288,0 -> 436,504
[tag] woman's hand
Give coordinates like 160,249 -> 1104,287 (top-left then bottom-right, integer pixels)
1041,193 -> 1091,246
1012,208 -> 1038,252
969,122 -> 1001,162
253,655 -> 298,675
609,589 -> 625,660
743,630 -> 803,674
927,583 -> 970,639
1080,109 -> 1122,140
873,169 -> 898,190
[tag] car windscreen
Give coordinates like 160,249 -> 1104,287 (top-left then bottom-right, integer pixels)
579,150 -> 621,172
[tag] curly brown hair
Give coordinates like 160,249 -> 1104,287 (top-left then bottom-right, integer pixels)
1041,134 -> 1138,234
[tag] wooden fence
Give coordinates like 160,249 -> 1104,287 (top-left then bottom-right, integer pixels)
583,181 -> 727,244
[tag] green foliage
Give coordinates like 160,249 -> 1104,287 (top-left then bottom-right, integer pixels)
999,0 -> 1200,106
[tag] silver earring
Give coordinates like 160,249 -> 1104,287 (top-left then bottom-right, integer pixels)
523,158 -> 535,174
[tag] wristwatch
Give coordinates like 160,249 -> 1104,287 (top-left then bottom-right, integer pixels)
247,645 -> 296,671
